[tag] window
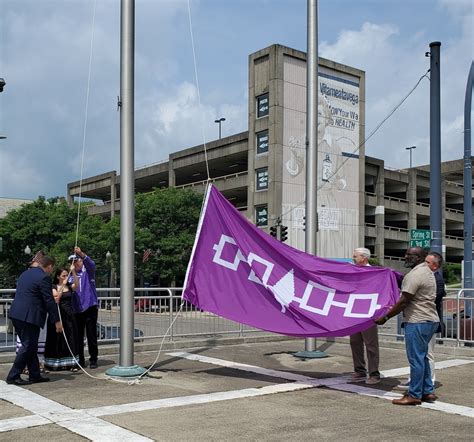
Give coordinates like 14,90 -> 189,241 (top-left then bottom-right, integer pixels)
256,130 -> 269,155
256,93 -> 269,118
255,205 -> 268,227
256,167 -> 268,191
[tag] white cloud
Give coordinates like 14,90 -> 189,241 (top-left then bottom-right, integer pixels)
135,81 -> 247,167
319,3 -> 472,169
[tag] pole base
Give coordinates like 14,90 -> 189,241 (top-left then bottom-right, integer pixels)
105,365 -> 147,377
294,350 -> 328,359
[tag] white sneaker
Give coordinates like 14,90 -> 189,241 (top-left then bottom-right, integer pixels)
395,380 -> 410,390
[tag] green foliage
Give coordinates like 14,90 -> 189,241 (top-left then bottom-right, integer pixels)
0,188 -> 203,288
368,257 -> 380,266
443,263 -> 462,285
135,188 -> 203,285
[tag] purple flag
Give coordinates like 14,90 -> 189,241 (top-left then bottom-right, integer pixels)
183,185 -> 400,337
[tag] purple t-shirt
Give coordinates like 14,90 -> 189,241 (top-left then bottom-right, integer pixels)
70,255 -> 98,312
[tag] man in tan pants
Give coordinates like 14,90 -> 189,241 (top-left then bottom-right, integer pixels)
350,248 -> 380,385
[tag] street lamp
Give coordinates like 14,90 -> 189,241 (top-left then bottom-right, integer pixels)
405,145 -> 416,168
214,117 -> 226,139
24,245 -> 31,255
0,78 -> 5,139
105,251 -> 114,309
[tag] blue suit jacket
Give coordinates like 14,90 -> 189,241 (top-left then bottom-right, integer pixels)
10,267 -> 60,327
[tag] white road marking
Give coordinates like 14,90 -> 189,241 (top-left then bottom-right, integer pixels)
86,381 -> 317,417
168,352 -> 474,418
0,381 -> 152,441
0,353 -> 472,438
380,358 -> 474,378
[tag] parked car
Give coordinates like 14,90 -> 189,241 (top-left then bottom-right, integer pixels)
96,322 -> 144,341
443,311 -> 472,339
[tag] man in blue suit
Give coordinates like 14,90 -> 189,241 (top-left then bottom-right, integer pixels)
7,255 -> 63,385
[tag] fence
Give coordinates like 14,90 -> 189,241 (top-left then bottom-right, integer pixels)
0,287 -> 473,351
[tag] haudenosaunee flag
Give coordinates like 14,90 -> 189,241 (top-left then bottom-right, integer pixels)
182,185 -> 400,337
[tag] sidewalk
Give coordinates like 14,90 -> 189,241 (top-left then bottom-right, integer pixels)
0,338 -> 473,441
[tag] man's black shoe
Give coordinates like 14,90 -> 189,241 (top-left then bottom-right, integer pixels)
6,377 -> 32,386
30,376 -> 50,383
89,362 -> 98,369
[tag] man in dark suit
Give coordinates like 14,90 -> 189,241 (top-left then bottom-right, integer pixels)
6,255 -> 63,385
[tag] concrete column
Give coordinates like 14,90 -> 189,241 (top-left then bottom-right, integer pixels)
110,173 -> 116,218
169,161 -> 176,187
375,165 -> 385,265
407,169 -> 417,231
66,185 -> 74,208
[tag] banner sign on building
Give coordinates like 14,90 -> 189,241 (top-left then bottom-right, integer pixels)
183,185 -> 400,337
281,56 -> 362,259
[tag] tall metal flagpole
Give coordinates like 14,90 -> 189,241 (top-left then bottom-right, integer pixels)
295,0 -> 327,359
106,0 -> 145,377
463,61 -> 473,314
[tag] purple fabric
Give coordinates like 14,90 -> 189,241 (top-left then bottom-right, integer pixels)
70,256 -> 98,313
183,185 -> 401,337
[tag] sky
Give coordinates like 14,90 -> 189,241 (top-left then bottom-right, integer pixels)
0,0 -> 472,200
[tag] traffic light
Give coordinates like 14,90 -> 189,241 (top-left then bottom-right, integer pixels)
280,225 -> 288,242
302,216 -> 306,232
270,225 -> 278,238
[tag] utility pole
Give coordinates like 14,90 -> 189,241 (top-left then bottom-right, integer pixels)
405,145 -> 416,168
428,42 -> 442,256
463,61 -> 473,316
214,117 -> 225,139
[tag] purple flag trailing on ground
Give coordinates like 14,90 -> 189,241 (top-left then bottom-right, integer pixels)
183,185 -> 400,337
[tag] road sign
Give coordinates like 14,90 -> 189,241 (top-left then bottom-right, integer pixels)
410,229 -> 432,240
409,239 -> 431,248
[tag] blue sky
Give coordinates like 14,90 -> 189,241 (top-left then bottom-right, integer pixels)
0,0 -> 472,199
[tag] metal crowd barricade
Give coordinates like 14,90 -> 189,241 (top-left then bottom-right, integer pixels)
0,287 -> 472,350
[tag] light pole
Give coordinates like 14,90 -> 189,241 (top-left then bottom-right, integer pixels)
105,251 -> 114,310
214,117 -> 225,139
24,245 -> 31,256
0,78 -> 6,140
405,145 -> 416,168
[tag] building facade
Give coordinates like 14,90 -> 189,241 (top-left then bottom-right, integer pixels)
67,44 -> 473,271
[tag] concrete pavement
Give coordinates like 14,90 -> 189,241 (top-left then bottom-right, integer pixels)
0,338 -> 473,441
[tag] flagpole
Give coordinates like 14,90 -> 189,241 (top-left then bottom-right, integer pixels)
106,0 -> 145,377
295,0 -> 327,359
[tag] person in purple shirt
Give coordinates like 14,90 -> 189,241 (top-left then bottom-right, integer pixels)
69,246 -> 99,369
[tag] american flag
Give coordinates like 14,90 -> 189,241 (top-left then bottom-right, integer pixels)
31,250 -> 45,264
142,249 -> 153,263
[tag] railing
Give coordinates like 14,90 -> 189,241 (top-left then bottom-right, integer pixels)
378,289 -> 474,347
445,207 -> 464,214
384,195 -> 409,204
1,288 -> 472,350
445,180 -> 464,189
0,288 -> 264,351
175,171 -> 248,190
415,201 -> 430,208
384,225 -> 409,233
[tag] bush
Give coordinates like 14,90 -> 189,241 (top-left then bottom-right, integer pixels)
443,263 -> 462,285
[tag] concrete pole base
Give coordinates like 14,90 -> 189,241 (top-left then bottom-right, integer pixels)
105,365 -> 147,377
294,350 -> 328,359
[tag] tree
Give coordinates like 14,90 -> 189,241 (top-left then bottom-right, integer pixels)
135,187 -> 203,285
0,197 -> 111,287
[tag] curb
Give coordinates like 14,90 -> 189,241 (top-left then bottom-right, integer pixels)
1,334 -> 472,365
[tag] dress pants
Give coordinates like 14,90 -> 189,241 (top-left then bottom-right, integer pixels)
350,325 -> 380,377
7,319 -> 41,381
76,306 -> 98,365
